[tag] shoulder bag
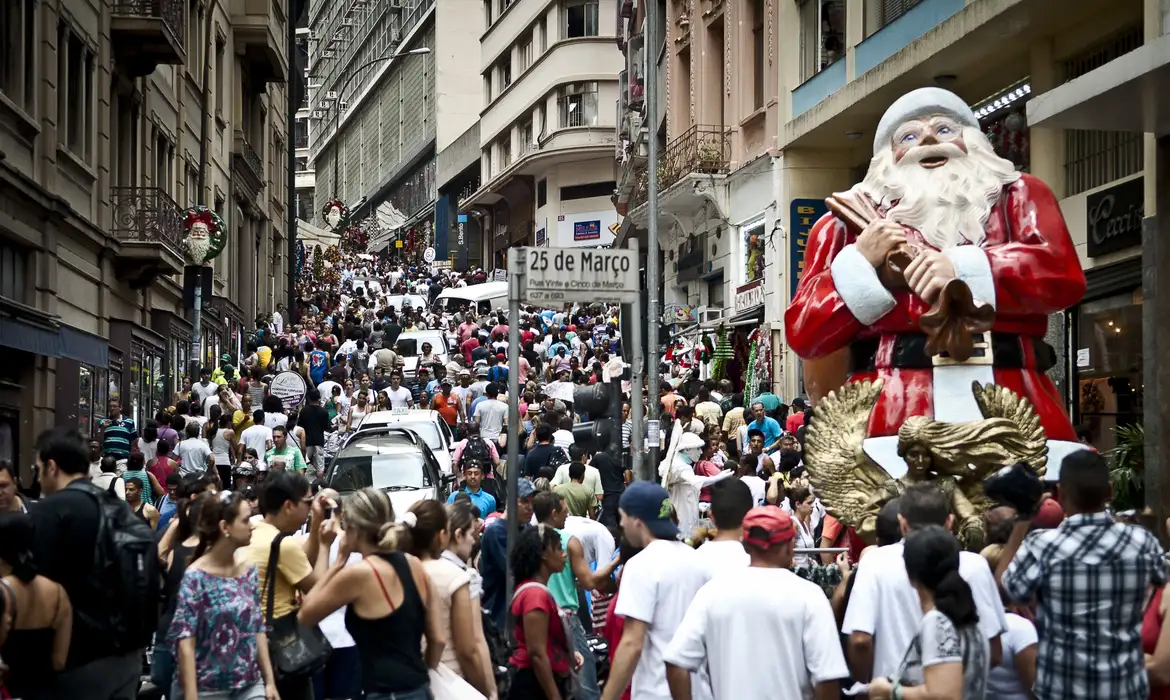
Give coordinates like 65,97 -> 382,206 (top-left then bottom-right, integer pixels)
263,533 -> 332,678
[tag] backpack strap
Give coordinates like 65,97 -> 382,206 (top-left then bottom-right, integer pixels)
264,533 -> 288,624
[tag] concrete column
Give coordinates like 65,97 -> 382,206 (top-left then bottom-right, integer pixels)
1029,39 -> 1064,199
1143,136 -> 1170,538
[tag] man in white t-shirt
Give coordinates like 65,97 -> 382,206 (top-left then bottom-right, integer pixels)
692,480 -> 752,579
382,372 -> 414,409
735,455 -> 767,507
665,506 -> 848,699
603,482 -> 713,700
841,483 -> 1007,683
474,383 -> 508,446
239,410 -> 275,461
175,422 -> 214,477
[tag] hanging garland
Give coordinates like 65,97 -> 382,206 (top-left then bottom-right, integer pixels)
745,341 -> 759,400
339,221 -> 369,255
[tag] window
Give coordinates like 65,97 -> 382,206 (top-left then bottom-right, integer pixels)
296,156 -> 309,171
751,0 -> 765,110
741,218 -> 766,283
559,82 -> 598,127
880,0 -> 923,27
484,0 -> 493,26
153,130 -> 175,195
58,25 -> 94,161
518,34 -> 533,72
187,0 -> 204,81
537,179 -> 547,207
0,240 -> 27,303
499,59 -> 512,91
540,17 -> 548,51
519,116 -> 534,155
561,181 -> 616,201
0,0 -> 36,113
1075,292 -> 1143,453
215,37 -> 226,118
565,0 -> 599,37
499,137 -> 512,171
186,164 -> 200,207
798,0 -> 844,82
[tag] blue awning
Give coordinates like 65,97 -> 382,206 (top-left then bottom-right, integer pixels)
0,316 -> 63,357
61,325 -> 109,368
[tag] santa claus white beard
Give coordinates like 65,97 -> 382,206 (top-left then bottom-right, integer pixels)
856,129 -> 1020,250
185,235 -> 211,264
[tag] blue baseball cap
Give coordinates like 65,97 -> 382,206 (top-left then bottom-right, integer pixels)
515,478 -> 537,500
619,481 -> 678,541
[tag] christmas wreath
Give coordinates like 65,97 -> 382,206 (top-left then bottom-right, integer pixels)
181,206 -> 228,263
321,199 -> 350,230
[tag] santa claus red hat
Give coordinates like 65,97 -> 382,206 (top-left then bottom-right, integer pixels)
873,87 -> 979,154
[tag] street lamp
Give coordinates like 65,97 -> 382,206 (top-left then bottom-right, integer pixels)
330,47 -> 431,193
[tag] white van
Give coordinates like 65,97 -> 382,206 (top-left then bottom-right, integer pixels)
432,281 -> 508,314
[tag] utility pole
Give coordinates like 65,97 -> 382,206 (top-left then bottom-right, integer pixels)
629,238 -> 646,480
644,0 -> 662,473
287,4 -> 299,316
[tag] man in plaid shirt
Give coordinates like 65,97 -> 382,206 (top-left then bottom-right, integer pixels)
998,451 -> 1166,700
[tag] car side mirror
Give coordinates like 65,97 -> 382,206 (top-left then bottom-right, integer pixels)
442,473 -> 458,486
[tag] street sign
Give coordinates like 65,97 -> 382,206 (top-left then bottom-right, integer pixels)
423,247 -> 436,263
269,371 -> 308,410
518,246 -> 639,304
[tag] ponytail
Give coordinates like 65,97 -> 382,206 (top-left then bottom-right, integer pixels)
933,568 -> 979,627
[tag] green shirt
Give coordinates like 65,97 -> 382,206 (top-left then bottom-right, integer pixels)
554,482 -> 596,518
265,444 -> 308,472
546,529 -> 578,610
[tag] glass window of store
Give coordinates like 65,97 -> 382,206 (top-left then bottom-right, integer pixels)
1074,290 -> 1143,452
742,218 -> 766,284
129,341 -> 162,428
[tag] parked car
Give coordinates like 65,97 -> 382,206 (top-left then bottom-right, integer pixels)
357,408 -> 455,474
326,426 -> 456,514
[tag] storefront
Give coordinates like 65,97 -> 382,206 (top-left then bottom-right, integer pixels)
1068,177 -> 1144,452
55,326 -> 112,439
109,320 -> 166,430
211,296 -> 246,365
151,310 -> 193,403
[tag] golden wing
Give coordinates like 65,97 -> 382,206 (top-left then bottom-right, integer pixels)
971,381 -> 1049,477
804,379 -> 890,531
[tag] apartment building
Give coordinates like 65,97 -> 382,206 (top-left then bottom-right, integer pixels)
455,0 -> 624,266
613,0 -> 782,392
294,24 -> 315,222
0,0 -> 293,468
308,0 -> 481,254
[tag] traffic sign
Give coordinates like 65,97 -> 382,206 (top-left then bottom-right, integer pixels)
423,247 -> 436,263
518,246 -> 639,304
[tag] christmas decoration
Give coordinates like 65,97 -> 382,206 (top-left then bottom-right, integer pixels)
312,245 -> 324,281
710,325 -> 734,380
339,220 -> 370,255
181,206 -> 227,264
322,199 -> 350,231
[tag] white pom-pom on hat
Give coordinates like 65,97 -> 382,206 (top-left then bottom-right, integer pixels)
873,87 -> 979,155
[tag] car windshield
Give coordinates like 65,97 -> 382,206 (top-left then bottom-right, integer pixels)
396,336 -> 444,357
328,435 -> 432,493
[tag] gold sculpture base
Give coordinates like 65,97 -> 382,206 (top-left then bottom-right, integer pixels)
804,379 -> 1048,551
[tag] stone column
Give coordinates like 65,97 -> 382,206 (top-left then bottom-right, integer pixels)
1143,135 -> 1170,537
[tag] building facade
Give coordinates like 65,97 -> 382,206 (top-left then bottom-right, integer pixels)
457,0 -> 624,267
0,0 -> 292,469
613,0 -> 782,394
308,0 -> 481,255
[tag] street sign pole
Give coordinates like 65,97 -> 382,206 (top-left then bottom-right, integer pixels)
503,249 -> 524,639
628,238 -> 646,480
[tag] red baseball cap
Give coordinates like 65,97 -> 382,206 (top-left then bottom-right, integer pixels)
1031,498 -> 1064,529
495,353 -> 506,361
741,506 -> 795,548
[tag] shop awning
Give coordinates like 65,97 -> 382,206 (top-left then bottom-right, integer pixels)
60,326 -> 109,368
0,298 -> 63,357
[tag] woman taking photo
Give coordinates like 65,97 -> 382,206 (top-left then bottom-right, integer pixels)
509,523 -> 576,700
298,487 -> 445,700
868,525 -> 989,700
0,512 -> 72,700
170,491 -> 278,700
409,500 -> 497,698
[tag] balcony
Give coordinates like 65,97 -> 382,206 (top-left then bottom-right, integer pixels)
232,0 -> 287,84
630,124 -> 731,208
232,131 -> 265,200
109,187 -> 185,288
110,0 -> 186,77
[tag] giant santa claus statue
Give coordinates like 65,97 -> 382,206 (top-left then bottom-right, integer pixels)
785,87 -> 1088,479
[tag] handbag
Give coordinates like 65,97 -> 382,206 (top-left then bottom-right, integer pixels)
263,534 -> 332,679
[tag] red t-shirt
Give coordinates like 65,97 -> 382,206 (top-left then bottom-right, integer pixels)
603,592 -> 631,700
461,337 -> 480,364
148,457 -> 176,488
431,394 -> 458,426
785,412 -> 805,435
509,581 -> 571,675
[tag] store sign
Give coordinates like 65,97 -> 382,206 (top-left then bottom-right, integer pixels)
536,228 -> 546,246
663,303 -> 697,324
1087,177 -> 1143,257
493,268 -> 508,282
556,210 -> 618,247
734,280 -> 764,314
573,219 -> 602,241
269,371 -> 308,410
456,214 -> 468,271
790,199 -> 828,297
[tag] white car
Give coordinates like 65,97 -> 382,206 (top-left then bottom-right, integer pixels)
326,426 -> 456,513
394,330 -> 450,380
385,294 -> 429,312
357,408 -> 455,474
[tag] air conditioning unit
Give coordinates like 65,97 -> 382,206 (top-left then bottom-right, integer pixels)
324,91 -> 338,99
699,307 -> 724,324
311,110 -> 326,119
307,30 -> 320,40
338,100 -> 348,110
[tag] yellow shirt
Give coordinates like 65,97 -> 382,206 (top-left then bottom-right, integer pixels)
243,521 -> 312,619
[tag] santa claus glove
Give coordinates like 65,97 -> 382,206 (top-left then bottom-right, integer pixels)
983,462 -> 1045,518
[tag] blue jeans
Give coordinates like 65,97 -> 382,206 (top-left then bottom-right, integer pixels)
151,642 -> 177,695
568,611 -> 600,700
365,686 -> 431,700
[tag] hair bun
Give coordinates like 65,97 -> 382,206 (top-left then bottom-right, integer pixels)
376,521 -> 396,540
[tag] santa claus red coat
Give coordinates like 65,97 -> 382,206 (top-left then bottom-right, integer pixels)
785,173 -> 1085,443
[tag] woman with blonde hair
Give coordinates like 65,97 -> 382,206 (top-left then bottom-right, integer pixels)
299,487 -> 445,700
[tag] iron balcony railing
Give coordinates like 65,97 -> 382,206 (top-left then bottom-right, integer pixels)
630,124 -> 732,209
109,187 -> 184,254
236,136 -> 264,183
110,0 -> 184,41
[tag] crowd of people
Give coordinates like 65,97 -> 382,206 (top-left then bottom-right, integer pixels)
0,254 -> 1168,700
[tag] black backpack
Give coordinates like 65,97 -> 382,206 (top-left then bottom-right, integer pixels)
69,480 -> 161,653
464,436 -> 493,466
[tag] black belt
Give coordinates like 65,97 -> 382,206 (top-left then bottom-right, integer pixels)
849,332 -> 1056,373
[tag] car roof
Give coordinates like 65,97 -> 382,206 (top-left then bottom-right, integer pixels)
347,425 -> 423,445
362,409 -> 443,423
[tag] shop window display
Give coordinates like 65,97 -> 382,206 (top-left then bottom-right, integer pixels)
1075,292 -> 1143,452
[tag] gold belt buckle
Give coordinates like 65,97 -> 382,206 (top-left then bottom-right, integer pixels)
932,331 -> 995,367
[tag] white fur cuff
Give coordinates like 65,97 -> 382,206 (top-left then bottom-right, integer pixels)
944,245 -> 996,310
830,244 -> 897,326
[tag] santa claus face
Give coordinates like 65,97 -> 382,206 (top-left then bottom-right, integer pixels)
858,113 -> 1020,251
325,205 -> 342,229
185,221 -> 212,263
